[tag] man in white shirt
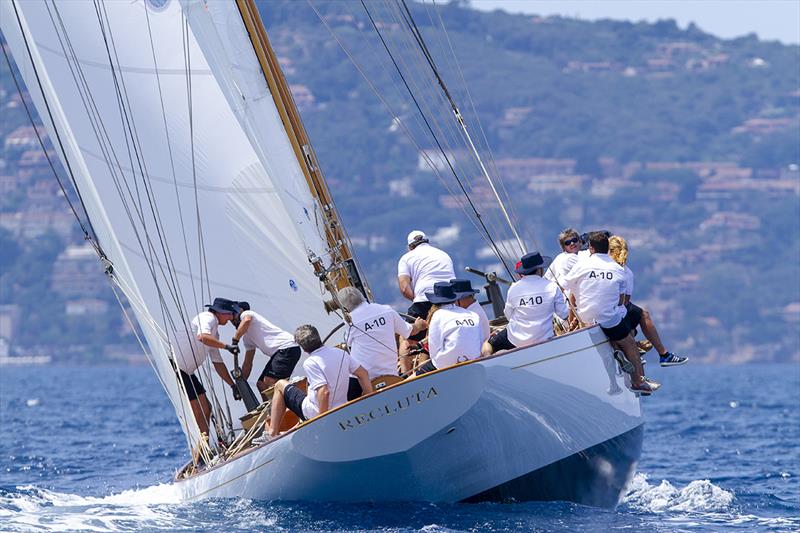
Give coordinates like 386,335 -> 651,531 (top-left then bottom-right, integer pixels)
229,301 -> 301,392
450,278 -> 491,342
397,230 -> 455,372
173,298 -> 240,436
336,287 -> 426,399
544,228 -> 581,286
417,282 -> 483,374
563,232 -> 658,395
266,325 -> 372,439
483,252 -> 568,355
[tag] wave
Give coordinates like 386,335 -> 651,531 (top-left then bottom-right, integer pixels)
621,473 -> 799,530
0,484 -> 186,532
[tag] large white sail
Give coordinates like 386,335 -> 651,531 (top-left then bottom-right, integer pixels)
1,0 -> 341,447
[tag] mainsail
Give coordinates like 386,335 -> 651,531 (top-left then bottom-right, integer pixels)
0,0 -> 356,450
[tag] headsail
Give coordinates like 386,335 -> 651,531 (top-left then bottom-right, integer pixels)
1,0 -> 349,449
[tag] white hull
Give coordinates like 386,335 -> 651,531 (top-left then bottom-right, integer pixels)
175,326 -> 643,507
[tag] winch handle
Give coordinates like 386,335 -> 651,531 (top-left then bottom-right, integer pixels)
465,266 -> 512,285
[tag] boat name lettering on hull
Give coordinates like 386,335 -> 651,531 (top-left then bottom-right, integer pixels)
338,387 -> 438,431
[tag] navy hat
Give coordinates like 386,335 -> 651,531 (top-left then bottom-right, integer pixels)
425,281 -> 459,304
515,252 -> 552,275
450,278 -> 479,299
205,297 -> 237,315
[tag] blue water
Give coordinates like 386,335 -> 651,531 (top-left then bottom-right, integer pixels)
1,364 -> 798,532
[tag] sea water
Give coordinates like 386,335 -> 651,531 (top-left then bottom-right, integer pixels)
1,364 -> 797,532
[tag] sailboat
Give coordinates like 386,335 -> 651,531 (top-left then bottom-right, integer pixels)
1,0 -> 643,506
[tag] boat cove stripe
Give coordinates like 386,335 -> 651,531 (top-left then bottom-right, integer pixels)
184,457 -> 276,501
510,340 -> 609,371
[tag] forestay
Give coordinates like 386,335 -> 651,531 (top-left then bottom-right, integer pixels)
1,0 -> 340,449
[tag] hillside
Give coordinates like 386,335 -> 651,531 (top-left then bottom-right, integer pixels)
0,1 -> 798,363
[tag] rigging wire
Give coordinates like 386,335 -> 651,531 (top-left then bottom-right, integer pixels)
359,0 -> 515,280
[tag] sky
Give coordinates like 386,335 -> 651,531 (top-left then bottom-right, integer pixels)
471,0 -> 800,45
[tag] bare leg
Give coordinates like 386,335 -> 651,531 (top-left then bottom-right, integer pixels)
614,334 -> 644,385
481,340 -> 494,357
190,394 -> 212,436
257,376 -> 276,392
398,339 -> 414,374
639,308 -> 668,356
267,380 -> 289,437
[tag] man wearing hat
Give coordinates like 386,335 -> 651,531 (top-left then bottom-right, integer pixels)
482,252 -> 569,356
397,230 -> 455,373
451,278 -> 491,342
421,281 -> 483,373
172,298 -> 240,437
229,302 -> 302,393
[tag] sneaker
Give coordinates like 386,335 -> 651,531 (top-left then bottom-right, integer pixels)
613,350 -> 635,375
659,352 -> 688,367
251,434 -> 277,446
643,377 -> 661,391
640,356 -> 647,367
630,380 -> 654,395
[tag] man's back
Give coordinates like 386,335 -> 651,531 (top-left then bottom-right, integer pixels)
302,346 -> 359,419
398,243 -> 455,302
563,253 -> 626,327
346,302 -> 411,377
240,310 -> 296,356
174,311 -> 221,374
428,305 -> 483,369
505,276 -> 568,347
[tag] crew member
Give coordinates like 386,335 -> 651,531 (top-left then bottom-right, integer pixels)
397,230 -> 455,372
608,235 -> 688,367
229,302 -> 301,392
544,228 -> 581,285
173,297 -> 240,436
337,287 -> 426,399
450,278 -> 491,342
266,325 -> 372,439
563,232 -> 658,394
418,282 -> 483,374
483,252 -> 568,355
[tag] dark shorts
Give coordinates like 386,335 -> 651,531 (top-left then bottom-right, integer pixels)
488,328 -> 516,353
283,383 -> 307,421
347,376 -> 362,402
407,301 -> 433,341
625,302 -> 643,331
259,346 -> 301,382
179,370 -> 205,401
601,313 -> 634,342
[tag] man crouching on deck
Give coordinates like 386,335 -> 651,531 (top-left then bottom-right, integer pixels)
265,325 -> 372,439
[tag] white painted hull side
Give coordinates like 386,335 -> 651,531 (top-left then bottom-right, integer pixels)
176,326 -> 643,506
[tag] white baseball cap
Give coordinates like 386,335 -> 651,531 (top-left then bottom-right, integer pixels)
407,230 -> 427,246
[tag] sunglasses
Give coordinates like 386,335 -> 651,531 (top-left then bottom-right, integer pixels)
563,237 -> 580,246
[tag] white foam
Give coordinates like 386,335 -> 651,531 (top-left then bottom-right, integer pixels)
622,473 -> 734,513
0,484 -> 186,532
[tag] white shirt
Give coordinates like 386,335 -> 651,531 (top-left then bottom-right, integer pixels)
467,300 -> 491,341
563,253 -> 626,328
302,346 -> 361,420
173,311 -> 223,375
345,302 -> 412,378
544,251 -> 578,285
397,243 -> 455,302
504,275 -> 569,347
427,304 -> 483,369
239,310 -> 297,356
623,265 -> 634,297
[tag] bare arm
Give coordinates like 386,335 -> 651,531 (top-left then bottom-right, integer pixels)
316,384 -> 330,414
409,317 -> 427,336
232,314 -> 253,343
212,361 -> 235,387
241,349 -> 256,380
398,275 -> 414,301
354,366 -> 373,396
198,333 -> 228,350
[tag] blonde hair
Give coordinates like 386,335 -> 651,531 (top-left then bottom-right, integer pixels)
608,235 -> 628,266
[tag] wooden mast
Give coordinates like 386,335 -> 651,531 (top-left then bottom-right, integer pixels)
235,0 -> 367,297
